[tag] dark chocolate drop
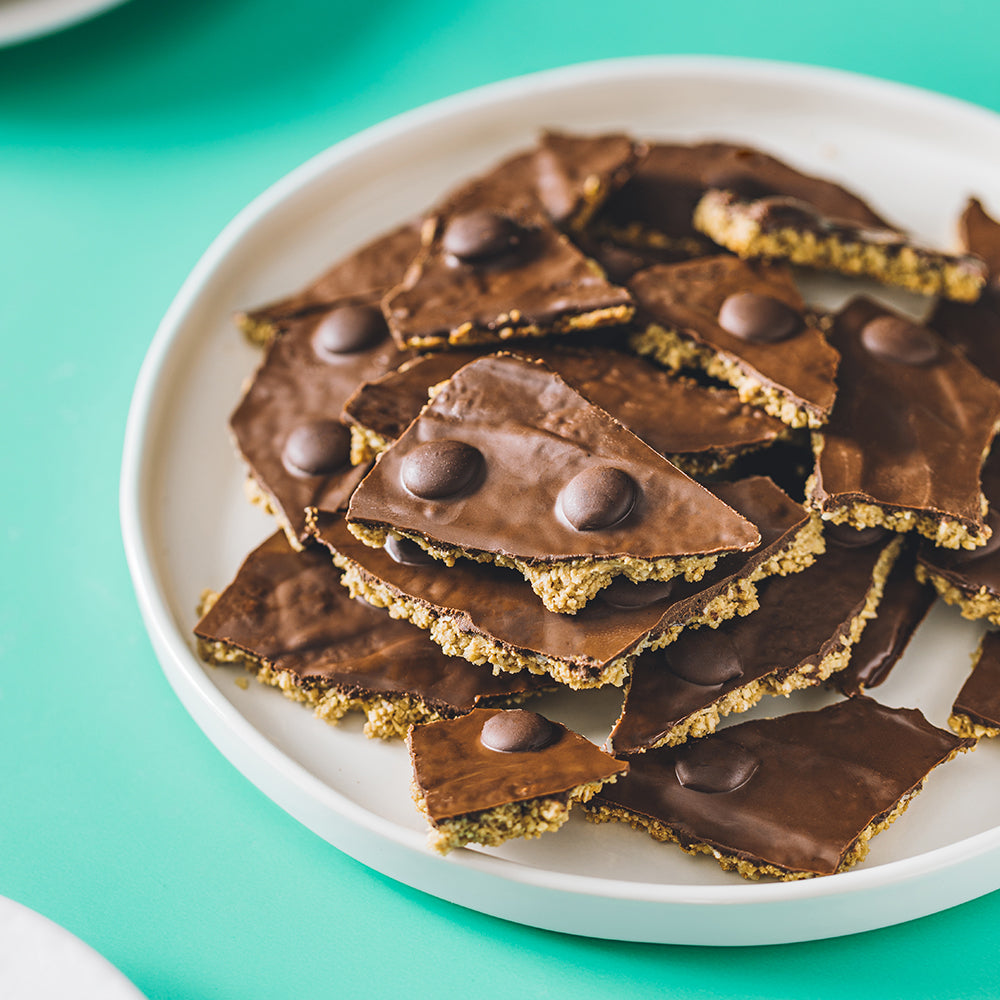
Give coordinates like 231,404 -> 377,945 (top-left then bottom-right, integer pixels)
826,522 -> 890,549
717,292 -> 802,344
442,211 -> 524,265
598,577 -> 676,609
480,710 -> 559,753
384,534 -> 437,566
674,739 -> 760,794
664,629 -> 744,687
281,420 -> 351,478
312,304 -> 388,358
560,466 -> 637,531
400,439 -> 483,500
860,315 -> 941,366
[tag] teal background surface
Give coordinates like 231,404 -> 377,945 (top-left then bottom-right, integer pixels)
4,1 -> 1000,996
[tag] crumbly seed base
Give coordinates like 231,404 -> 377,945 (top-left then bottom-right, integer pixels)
413,777 -> 616,855
402,304 -> 635,351
639,533 -> 899,749
349,424 -> 387,466
347,522 -> 737,615
693,191 -> 985,303
948,713 -> 997,740
806,470 -> 990,551
914,564 -> 1000,626
629,324 -> 823,430
235,312 -> 278,347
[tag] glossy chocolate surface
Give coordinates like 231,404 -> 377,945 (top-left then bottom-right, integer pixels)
837,545 -> 934,695
317,477 -> 809,680
609,533 -> 899,753
810,297 -> 1000,535
193,532 -> 546,710
408,708 -> 626,821
346,354 -> 759,564
953,631 -> 1000,730
594,697 -> 972,877
230,290 -> 411,541
630,256 -> 840,420
342,345 -> 785,462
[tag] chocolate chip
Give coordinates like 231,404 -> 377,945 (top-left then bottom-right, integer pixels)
664,629 -> 744,687
559,466 -> 637,531
826,522 -> 890,548
442,211 -> 524,265
860,315 -> 941,366
598,577 -> 676,609
312,304 -> 388,359
400,439 -> 483,500
480,709 -> 560,753
717,292 -> 802,344
384,534 -> 437,566
281,420 -> 351,478
674,739 -> 760,794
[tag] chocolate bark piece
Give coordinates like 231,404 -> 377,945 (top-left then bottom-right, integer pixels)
950,630 -> 1000,738
345,354 -> 761,613
836,544 -> 935,696
382,152 -> 634,350
586,696 -> 974,880
629,256 -> 840,429
808,297 -> 1000,551
594,140 -> 890,256
930,198 -> 1000,384
608,529 -> 903,753
236,222 -> 423,346
408,707 -> 628,854
533,130 -> 645,231
916,448 -> 1000,623
230,290 -> 412,547
193,533 -> 548,738
693,189 -> 986,302
312,477 -> 823,690
343,345 -> 786,474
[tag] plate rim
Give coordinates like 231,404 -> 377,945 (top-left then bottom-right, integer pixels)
120,54 -> 1000,943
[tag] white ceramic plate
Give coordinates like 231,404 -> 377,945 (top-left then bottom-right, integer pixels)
0,0 -> 126,47
120,57 -> 1000,946
0,896 -> 146,999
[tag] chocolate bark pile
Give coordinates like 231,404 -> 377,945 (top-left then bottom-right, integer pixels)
195,131 -> 1000,876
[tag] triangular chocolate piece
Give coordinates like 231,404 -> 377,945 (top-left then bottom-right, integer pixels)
345,354 -> 760,613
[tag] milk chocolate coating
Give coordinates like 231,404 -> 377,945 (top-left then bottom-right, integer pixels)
343,345 -> 785,465
953,631 -> 1000,731
347,354 -> 759,565
837,545 -> 934,695
598,141 -> 892,241
630,256 -> 840,422
240,222 -> 422,335
810,297 -> 1000,539
409,708 -> 626,822
230,290 -> 411,542
609,535 -> 899,753
383,152 -> 633,349
593,697 -> 972,877
193,532 -> 547,711
318,477 -> 808,683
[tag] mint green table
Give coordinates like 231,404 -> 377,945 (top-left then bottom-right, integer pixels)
5,2 -> 1000,996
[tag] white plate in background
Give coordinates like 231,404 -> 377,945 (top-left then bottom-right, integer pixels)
0,0 -> 126,47
120,56 -> 1000,945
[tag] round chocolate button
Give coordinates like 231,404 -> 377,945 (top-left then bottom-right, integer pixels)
860,315 -> 941,366
384,534 -> 437,566
400,439 -> 483,500
598,577 -> 676,609
312,304 -> 388,359
560,466 -> 637,531
717,292 -> 802,344
674,739 -> 760,794
442,211 -> 523,265
664,629 -> 744,687
826,522 -> 890,549
281,420 -> 351,478
480,710 -> 560,753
